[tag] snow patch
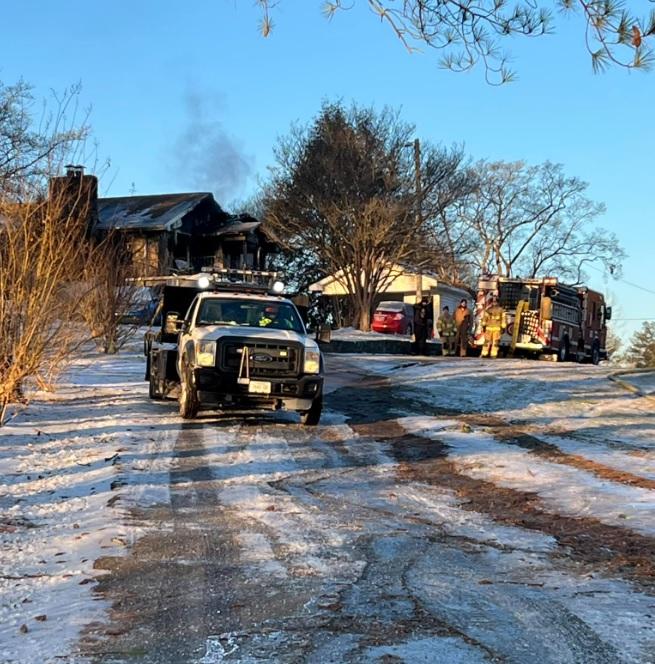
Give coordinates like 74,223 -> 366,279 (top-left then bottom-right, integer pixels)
401,416 -> 655,536
0,347 -> 180,663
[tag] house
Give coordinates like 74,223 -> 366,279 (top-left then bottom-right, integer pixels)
309,264 -> 471,337
95,193 -> 277,275
49,166 -> 277,276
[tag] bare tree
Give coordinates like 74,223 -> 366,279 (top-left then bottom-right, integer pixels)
0,181 -> 97,422
418,194 -> 480,288
0,79 -> 88,197
439,160 -> 623,283
0,80 -> 92,423
80,235 -> 144,354
257,1 -> 655,83
262,102 -> 471,329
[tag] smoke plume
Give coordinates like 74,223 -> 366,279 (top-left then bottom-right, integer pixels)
170,90 -> 252,203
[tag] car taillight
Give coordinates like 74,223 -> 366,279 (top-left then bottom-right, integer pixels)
393,313 -> 403,320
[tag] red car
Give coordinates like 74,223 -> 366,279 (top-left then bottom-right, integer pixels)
372,301 -> 414,335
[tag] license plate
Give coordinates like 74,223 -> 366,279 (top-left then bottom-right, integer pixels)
248,380 -> 271,395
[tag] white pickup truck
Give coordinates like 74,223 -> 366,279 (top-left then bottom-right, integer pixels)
145,273 -> 324,425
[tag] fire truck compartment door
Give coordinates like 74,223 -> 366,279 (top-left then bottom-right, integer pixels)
540,296 -> 553,321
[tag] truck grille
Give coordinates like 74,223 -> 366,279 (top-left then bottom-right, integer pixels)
220,340 -> 301,377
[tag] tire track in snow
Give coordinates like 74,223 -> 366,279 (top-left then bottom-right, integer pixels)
361,356 -> 655,491
275,411 -> 633,661
391,421 -> 655,592
455,413 -> 655,491
326,373 -> 655,593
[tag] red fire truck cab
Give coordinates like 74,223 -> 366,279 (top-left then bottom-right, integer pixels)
474,275 -> 612,363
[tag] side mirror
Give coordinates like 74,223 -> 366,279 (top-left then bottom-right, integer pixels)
605,306 -> 612,321
164,311 -> 184,334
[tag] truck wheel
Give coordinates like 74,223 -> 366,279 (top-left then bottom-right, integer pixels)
591,344 -> 601,365
148,364 -> 164,400
300,396 -> 322,426
558,338 -> 569,362
179,363 -> 199,419
576,342 -> 585,363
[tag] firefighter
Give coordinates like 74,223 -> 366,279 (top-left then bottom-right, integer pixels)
258,305 -> 276,327
260,304 -> 295,330
437,305 -> 456,356
413,296 -> 430,355
454,298 -> 471,357
481,296 -> 506,358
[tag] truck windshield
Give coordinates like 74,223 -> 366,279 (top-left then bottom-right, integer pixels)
195,298 -> 304,333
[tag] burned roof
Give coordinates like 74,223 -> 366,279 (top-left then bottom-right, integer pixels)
217,213 -> 282,246
96,192 -> 217,232
212,213 -> 260,237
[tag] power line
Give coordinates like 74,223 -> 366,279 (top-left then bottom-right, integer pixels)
612,279 -> 655,297
586,264 -> 655,297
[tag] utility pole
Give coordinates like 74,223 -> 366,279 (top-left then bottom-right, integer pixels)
413,138 -> 423,300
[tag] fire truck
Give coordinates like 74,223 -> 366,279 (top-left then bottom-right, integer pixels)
474,275 -> 612,363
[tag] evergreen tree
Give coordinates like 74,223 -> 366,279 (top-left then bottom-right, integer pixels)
257,1 -> 655,84
262,102 -> 472,330
625,322 -> 655,368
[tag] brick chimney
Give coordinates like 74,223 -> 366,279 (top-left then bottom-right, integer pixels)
48,165 -> 99,235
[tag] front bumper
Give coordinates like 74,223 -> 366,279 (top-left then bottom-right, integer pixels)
193,367 -> 323,412
513,342 -> 545,351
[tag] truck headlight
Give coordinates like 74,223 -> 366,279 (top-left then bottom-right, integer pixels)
196,340 -> 216,367
304,349 -> 321,374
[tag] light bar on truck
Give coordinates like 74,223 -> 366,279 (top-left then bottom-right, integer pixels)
197,268 -> 285,295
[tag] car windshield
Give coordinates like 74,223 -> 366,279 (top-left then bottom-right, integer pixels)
195,298 -> 304,333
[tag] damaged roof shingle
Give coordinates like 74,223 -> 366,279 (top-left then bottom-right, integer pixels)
96,192 -> 215,231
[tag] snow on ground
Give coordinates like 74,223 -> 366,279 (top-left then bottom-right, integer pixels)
344,355 -> 655,538
616,370 -> 655,396
330,326 -> 440,345
362,354 -> 618,414
401,416 -> 655,536
191,401 -> 655,663
537,434 -> 655,482
0,340 -> 180,664
330,326 -> 411,341
212,421 -> 374,582
360,355 -> 655,453
2,342 -> 655,662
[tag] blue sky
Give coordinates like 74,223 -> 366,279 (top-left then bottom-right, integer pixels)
1,0 -> 653,338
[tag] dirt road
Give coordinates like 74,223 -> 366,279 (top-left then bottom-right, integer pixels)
78,356 -> 655,663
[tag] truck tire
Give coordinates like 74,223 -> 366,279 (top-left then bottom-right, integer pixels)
591,343 -> 601,365
558,338 -> 570,363
179,362 -> 199,419
300,396 -> 322,426
148,365 -> 164,400
576,341 -> 585,364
